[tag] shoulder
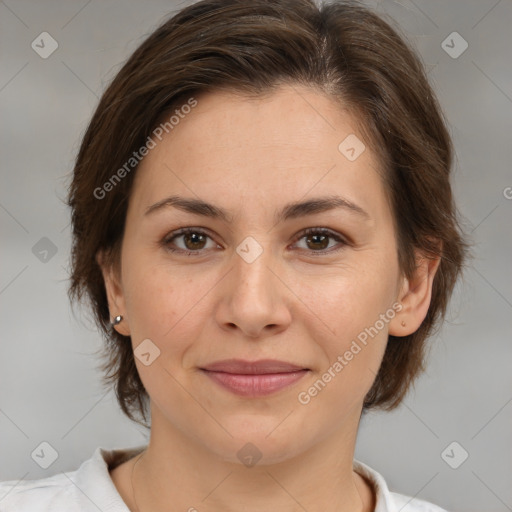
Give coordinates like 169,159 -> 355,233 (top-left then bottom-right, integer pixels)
353,459 -> 450,512
0,445 -> 146,512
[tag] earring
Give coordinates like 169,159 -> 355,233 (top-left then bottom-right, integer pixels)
111,315 -> 123,326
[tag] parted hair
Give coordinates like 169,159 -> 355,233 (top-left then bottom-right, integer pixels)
67,0 -> 469,428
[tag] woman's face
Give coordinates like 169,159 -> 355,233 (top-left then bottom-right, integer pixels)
103,84 -> 413,463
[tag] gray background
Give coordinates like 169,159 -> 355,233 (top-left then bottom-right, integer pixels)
1,1 -> 511,511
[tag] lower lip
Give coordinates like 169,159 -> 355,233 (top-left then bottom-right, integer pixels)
201,370 -> 308,397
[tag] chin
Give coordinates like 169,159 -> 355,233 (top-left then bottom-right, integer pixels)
201,418 -> 311,467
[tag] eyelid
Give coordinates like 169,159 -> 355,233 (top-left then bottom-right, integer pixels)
162,226 -> 349,256
162,227 -> 219,253
291,227 -> 349,255
292,227 -> 349,245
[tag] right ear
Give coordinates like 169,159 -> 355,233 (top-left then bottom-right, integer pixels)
96,249 -> 131,337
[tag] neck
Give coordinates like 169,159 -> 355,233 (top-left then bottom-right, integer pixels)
129,409 -> 374,512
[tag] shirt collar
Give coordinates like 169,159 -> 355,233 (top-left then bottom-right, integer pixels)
353,459 -> 398,512
74,445 -> 146,511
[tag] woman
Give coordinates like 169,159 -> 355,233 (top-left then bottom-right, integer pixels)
0,0 -> 468,510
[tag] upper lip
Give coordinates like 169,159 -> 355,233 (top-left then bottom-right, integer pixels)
200,359 -> 308,374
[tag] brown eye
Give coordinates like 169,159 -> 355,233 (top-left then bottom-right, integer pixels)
163,228 -> 216,255
163,226 -> 347,257
305,232 -> 329,250
181,231 -> 207,250
293,228 -> 347,255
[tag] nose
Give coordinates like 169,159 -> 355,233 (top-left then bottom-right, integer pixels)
214,241 -> 292,339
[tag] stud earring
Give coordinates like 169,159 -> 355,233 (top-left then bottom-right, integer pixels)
111,315 -> 123,326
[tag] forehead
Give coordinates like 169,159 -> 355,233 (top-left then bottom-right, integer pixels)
130,85 -> 388,222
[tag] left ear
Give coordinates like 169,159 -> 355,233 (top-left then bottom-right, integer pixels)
389,245 -> 442,337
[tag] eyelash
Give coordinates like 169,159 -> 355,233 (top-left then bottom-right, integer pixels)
162,227 -> 349,257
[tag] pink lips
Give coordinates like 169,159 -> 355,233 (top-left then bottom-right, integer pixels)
200,359 -> 309,397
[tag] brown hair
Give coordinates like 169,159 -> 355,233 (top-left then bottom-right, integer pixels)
67,0 -> 469,428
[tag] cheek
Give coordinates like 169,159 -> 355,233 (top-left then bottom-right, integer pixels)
121,260 -> 198,395
122,252 -> 216,356
120,243 -> 182,337
296,279 -> 392,416
124,269 -> 175,336
302,258 -> 398,390
307,260 -> 397,337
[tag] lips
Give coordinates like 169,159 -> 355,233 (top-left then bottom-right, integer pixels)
200,359 -> 308,374
200,359 -> 309,397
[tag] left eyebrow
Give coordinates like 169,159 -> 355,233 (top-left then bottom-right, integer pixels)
144,194 -> 371,223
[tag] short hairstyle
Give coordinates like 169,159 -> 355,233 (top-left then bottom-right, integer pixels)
67,0 -> 469,428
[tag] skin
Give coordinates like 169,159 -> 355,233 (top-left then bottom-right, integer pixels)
99,84 -> 440,512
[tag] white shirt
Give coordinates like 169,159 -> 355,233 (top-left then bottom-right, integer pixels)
0,445 -> 449,511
